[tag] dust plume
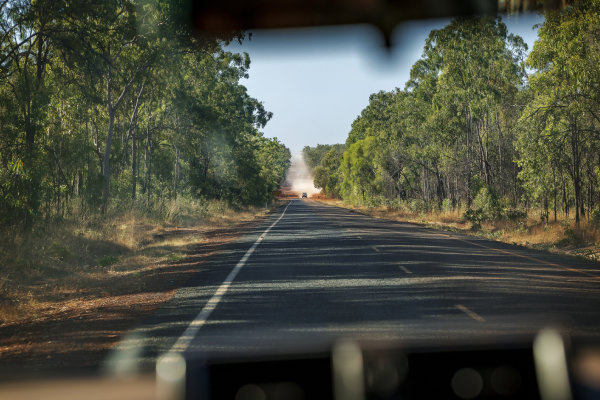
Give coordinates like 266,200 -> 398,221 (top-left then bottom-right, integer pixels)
287,153 -> 320,196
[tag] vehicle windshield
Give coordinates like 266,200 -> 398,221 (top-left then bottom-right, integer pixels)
2,0 -> 600,387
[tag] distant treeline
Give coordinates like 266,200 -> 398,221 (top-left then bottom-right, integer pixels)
301,144 -> 345,174
0,0 -> 291,228
310,2 -> 600,226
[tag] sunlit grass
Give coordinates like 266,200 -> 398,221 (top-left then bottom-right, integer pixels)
316,198 -> 600,263
0,198 -> 274,324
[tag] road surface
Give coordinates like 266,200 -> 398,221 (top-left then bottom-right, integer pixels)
105,199 -> 600,370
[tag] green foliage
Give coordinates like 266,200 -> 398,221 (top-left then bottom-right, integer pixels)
557,229 -> 583,248
516,0 -> 600,226
313,166 -> 329,191
463,208 -> 486,231
165,253 -> 184,262
49,243 -> 71,260
97,255 -> 119,267
465,185 -> 526,230
469,176 -> 487,202
487,230 -> 504,240
304,145 -> 345,198
339,137 -> 380,203
442,199 -> 453,213
346,91 -> 400,147
407,199 -> 435,213
325,172 -> 341,198
0,0 -> 290,227
256,137 -> 292,201
328,12 -> 600,230
503,209 -> 527,222
328,15 -> 533,212
473,186 -> 499,221
591,209 -> 600,229
302,144 -> 345,175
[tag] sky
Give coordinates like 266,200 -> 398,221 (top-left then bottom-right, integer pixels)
227,13 -> 545,156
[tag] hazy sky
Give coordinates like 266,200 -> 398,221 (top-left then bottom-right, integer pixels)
227,13 -> 544,155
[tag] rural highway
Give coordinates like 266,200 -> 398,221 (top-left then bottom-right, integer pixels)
105,199 -> 600,371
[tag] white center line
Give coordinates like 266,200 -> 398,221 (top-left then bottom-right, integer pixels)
168,201 -> 292,353
455,304 -> 485,322
399,265 -> 412,274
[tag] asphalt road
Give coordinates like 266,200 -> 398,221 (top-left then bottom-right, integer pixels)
104,199 -> 600,370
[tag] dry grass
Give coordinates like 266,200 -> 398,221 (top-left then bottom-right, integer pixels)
0,198 -> 275,325
316,198 -> 600,262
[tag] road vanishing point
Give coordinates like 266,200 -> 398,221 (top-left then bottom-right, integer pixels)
105,199 -> 600,370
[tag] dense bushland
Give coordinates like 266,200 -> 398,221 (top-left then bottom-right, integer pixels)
0,0 -> 291,230
0,0 -> 292,321
0,197 -> 274,323
311,3 -> 600,230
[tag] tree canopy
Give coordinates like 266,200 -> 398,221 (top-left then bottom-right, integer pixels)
315,4 -> 600,227
0,0 -> 290,227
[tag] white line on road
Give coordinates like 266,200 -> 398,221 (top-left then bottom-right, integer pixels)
398,266 -> 412,274
169,201 -> 292,353
455,304 -> 485,322
372,246 -> 380,252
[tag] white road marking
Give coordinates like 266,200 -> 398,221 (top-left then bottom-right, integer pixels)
372,246 -> 380,252
398,266 -> 412,274
169,201 -> 292,353
455,304 -> 485,322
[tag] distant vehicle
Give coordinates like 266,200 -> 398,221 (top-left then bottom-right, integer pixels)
302,193 -> 307,198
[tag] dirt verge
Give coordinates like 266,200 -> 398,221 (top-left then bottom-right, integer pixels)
314,198 -> 600,264
0,209 -> 278,377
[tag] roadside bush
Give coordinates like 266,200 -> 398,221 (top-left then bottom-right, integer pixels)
325,173 -> 340,198
463,208 -> 485,231
466,185 -> 524,226
502,208 -> 527,222
591,209 -> 600,229
407,199 -> 435,213
98,255 -> 119,267
442,198 -> 453,212
473,186 -> 498,221
463,183 -> 500,230
387,198 -> 406,211
165,253 -> 185,262
469,175 -> 487,199
49,243 -> 71,260
111,170 -> 134,212
557,229 -> 583,248
364,195 -> 386,208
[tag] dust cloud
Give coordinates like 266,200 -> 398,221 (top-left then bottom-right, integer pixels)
287,153 -> 320,196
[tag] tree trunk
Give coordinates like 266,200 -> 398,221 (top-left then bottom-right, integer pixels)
173,147 -> 180,198
146,117 -> 152,203
143,111 -> 149,195
128,83 -> 145,200
132,134 -> 137,199
101,56 -> 140,207
102,107 -> 115,206
553,169 -> 557,222
570,121 -> 581,226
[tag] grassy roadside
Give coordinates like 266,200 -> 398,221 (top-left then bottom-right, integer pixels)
315,198 -> 600,263
0,199 -> 281,326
